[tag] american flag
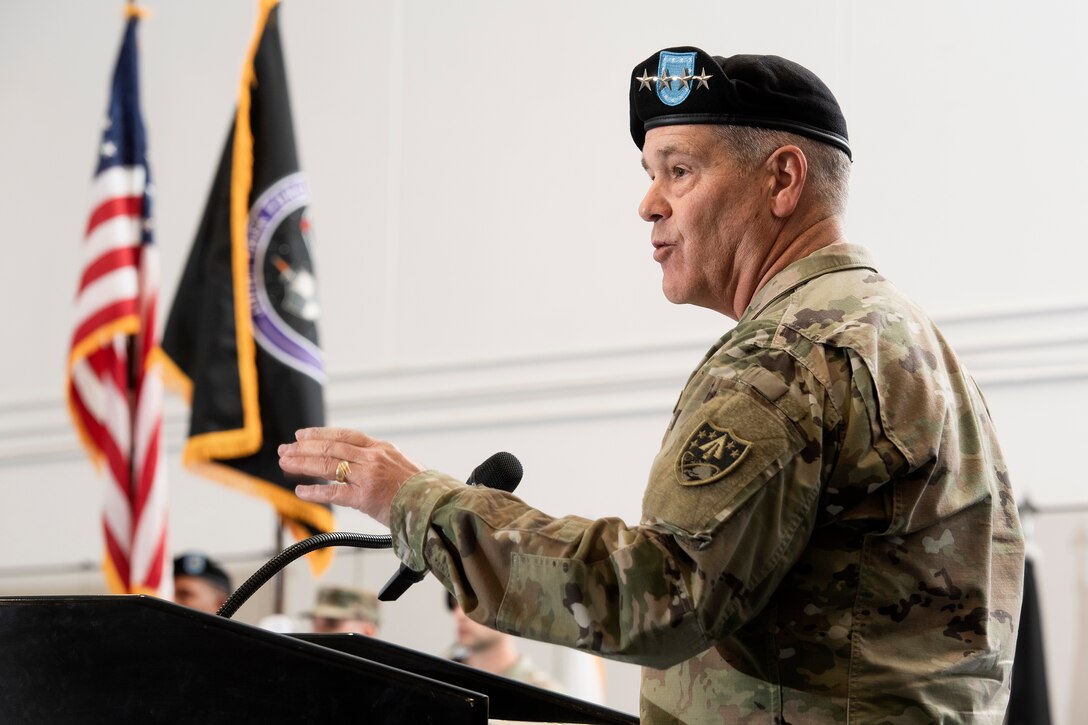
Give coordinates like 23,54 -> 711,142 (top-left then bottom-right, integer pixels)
66,11 -> 169,597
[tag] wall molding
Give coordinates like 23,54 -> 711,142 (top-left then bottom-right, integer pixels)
4,302 -> 1085,468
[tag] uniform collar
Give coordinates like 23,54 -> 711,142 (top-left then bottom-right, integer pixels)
742,243 -> 878,321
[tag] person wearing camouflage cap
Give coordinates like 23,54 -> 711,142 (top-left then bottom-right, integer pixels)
280,46 -> 1025,723
304,586 -> 381,636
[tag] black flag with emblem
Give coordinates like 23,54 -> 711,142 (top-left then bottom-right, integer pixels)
161,0 -> 334,572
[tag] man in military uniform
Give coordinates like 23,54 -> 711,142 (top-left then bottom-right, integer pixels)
279,47 -> 1025,723
304,585 -> 382,636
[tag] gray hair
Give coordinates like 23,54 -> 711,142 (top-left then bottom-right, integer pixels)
713,125 -> 851,215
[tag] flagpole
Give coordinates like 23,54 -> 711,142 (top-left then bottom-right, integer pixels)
124,0 -> 139,580
273,518 -> 286,614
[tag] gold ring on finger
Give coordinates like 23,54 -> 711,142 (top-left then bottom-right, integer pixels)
335,460 -> 351,483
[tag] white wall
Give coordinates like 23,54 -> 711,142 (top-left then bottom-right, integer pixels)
2,0 -> 1087,719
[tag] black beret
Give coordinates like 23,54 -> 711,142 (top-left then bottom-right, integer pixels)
173,551 -> 232,593
629,47 -> 851,159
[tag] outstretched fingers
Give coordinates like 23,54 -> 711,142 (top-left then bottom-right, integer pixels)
278,438 -> 370,482
294,427 -> 379,448
276,426 -> 424,528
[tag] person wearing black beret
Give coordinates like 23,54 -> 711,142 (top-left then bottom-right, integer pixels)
280,46 -> 1024,725
173,551 -> 233,615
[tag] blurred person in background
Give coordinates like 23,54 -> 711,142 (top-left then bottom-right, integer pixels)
173,551 -> 232,614
304,585 -> 382,636
446,591 -> 562,692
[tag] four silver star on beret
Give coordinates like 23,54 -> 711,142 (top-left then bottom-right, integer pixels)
636,67 -> 713,92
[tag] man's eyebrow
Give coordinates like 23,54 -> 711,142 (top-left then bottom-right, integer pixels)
641,145 -> 687,171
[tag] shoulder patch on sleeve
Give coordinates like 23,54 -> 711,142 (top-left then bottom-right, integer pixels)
644,385 -> 807,540
676,422 -> 751,485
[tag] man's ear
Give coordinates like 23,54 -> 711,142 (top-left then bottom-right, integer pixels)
766,145 -> 807,218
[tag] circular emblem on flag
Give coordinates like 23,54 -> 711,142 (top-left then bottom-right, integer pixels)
676,420 -> 751,486
247,172 -> 325,383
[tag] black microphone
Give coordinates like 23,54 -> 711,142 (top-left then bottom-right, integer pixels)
377,452 -> 523,602
465,450 -> 523,491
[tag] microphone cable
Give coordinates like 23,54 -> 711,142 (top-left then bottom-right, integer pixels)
217,531 -> 392,619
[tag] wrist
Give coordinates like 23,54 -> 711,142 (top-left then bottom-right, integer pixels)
389,470 -> 463,570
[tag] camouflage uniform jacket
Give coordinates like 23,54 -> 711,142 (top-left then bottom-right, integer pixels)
390,244 -> 1025,724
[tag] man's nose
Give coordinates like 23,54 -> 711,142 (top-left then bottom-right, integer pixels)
639,182 -> 669,222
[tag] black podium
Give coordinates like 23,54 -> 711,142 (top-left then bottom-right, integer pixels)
0,595 -> 638,724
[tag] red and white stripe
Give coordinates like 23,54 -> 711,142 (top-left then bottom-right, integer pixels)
68,164 -> 170,597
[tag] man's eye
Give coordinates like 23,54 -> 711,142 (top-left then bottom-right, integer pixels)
673,167 -> 688,178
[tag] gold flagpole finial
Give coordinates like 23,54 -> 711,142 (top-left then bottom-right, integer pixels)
124,0 -> 150,20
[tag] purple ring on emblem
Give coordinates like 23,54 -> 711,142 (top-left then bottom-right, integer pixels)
247,172 -> 326,383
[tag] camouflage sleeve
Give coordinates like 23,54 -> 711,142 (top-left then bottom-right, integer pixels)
390,476 -> 713,668
388,351 -> 831,670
